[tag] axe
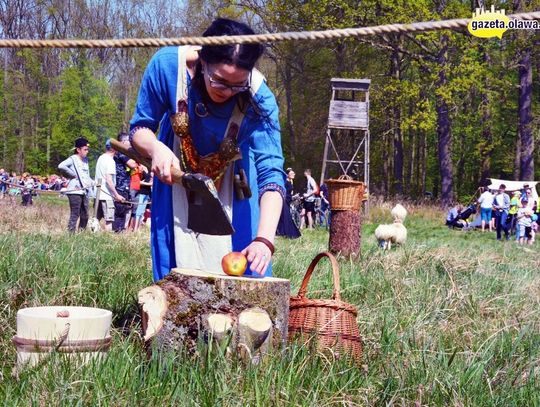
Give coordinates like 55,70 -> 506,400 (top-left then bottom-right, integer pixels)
110,139 -> 234,236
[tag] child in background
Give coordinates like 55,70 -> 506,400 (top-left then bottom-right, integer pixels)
517,205 -> 534,245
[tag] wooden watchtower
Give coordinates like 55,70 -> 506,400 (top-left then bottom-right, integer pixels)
320,78 -> 371,194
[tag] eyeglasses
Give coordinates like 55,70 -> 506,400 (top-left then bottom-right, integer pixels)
204,65 -> 251,93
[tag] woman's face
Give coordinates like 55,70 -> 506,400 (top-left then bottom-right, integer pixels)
202,62 -> 251,104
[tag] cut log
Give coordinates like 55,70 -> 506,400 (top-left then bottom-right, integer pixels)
138,268 -> 290,361
237,308 -> 272,362
328,209 -> 362,258
206,313 -> 233,343
138,286 -> 167,341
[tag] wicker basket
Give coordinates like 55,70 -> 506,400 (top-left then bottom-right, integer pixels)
289,252 -> 362,362
325,175 -> 365,211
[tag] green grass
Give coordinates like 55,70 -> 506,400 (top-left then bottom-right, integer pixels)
1,199 -> 540,406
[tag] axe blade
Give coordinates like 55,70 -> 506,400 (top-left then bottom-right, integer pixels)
110,139 -> 234,235
182,174 -> 235,235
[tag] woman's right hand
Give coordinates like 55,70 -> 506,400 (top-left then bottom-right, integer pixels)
149,140 -> 181,185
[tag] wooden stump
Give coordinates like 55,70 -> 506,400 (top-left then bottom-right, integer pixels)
328,210 -> 361,258
138,268 -> 290,362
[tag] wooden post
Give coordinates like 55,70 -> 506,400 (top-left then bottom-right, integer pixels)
138,268 -> 290,362
328,209 -> 362,258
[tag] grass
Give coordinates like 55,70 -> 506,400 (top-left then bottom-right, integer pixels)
1,195 -> 540,406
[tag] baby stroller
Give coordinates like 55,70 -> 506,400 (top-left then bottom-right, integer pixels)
447,204 -> 477,229
456,204 -> 477,230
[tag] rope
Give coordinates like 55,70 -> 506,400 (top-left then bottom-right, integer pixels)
1,12 -> 539,48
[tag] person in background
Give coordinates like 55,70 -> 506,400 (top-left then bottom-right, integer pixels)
446,203 -> 464,229
285,168 -> 296,206
113,132 -> 137,233
508,190 -> 521,239
516,204 -> 534,245
276,167 -> 301,239
133,171 -> 153,232
477,187 -> 494,232
524,188 -> 536,210
493,184 -> 510,241
521,183 -> 530,203
8,172 -> 19,197
94,139 -> 124,231
301,168 -> 319,230
0,168 -> 8,198
128,163 -> 146,231
20,173 -> 34,206
58,137 -> 94,232
319,182 -> 330,213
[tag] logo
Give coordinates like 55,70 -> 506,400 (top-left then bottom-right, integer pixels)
468,6 -> 509,39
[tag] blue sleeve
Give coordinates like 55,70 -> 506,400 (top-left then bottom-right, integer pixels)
248,82 -> 286,196
129,47 -> 177,132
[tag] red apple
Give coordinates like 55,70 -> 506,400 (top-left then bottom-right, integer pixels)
221,252 -> 248,276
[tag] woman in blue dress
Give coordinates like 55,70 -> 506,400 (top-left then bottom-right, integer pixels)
129,19 -> 285,281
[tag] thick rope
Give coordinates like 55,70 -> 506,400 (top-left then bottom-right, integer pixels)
1,12 -> 539,48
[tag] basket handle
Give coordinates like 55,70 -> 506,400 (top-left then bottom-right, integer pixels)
337,175 -> 352,180
296,252 -> 342,301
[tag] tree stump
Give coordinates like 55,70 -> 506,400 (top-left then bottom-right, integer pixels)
328,209 -> 362,258
138,268 -> 290,362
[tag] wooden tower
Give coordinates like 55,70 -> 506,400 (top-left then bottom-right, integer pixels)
320,78 -> 370,194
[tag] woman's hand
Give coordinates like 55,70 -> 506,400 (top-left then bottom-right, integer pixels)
149,140 -> 181,185
241,241 -> 272,276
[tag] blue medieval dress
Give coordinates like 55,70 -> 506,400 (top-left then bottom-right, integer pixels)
130,46 -> 286,281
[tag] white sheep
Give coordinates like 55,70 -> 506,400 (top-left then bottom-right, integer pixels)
374,204 -> 408,250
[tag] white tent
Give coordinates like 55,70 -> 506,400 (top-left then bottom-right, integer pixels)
487,178 -> 539,202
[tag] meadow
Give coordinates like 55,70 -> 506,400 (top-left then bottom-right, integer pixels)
1,195 -> 539,406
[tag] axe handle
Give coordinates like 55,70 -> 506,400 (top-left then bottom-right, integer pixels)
110,139 -> 185,184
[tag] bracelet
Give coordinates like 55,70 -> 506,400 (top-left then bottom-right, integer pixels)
253,236 -> 275,255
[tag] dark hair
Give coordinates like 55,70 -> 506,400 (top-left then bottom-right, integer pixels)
499,184 -> 506,190
200,19 -> 263,70
117,132 -> 129,141
191,18 -> 265,117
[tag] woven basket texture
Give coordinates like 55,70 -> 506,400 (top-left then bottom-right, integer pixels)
289,252 -> 362,362
325,175 -> 365,211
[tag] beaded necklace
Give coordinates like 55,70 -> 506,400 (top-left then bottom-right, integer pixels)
170,99 -> 241,182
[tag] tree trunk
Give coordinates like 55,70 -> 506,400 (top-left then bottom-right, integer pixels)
518,45 -> 533,180
391,44 -> 403,195
514,133 -> 521,180
479,46 -> 492,186
282,63 -> 296,160
420,131 -> 427,196
436,34 -> 453,206
2,50 -> 7,165
382,132 -> 390,196
138,268 -> 290,363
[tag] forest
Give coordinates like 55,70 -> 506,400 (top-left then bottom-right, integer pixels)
0,0 -> 538,204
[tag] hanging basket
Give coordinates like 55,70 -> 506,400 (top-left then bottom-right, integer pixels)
325,175 -> 365,211
288,252 -> 362,362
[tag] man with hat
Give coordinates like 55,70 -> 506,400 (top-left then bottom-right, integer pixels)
58,137 -> 94,232
94,139 -> 125,231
